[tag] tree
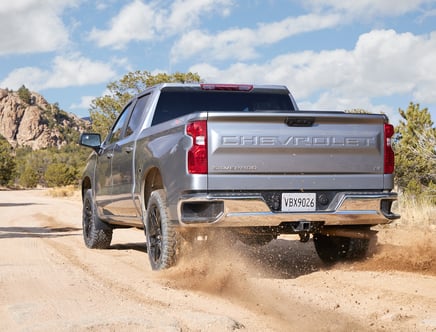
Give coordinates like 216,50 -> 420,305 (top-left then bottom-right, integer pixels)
45,163 -> 77,187
89,71 -> 202,136
394,102 -> 436,200
19,166 -> 39,188
17,85 -> 31,104
14,144 -> 88,188
0,136 -> 16,186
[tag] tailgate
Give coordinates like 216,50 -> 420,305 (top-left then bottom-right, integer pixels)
207,112 -> 386,187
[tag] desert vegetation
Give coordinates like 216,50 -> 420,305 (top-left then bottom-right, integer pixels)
395,193 -> 435,228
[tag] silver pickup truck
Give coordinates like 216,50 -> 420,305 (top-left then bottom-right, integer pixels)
79,83 -> 399,270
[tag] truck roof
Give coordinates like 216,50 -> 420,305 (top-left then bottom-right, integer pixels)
148,83 -> 291,93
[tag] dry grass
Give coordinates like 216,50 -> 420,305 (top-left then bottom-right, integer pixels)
47,185 -> 80,198
394,194 -> 436,228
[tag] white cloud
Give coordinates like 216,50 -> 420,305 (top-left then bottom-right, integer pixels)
170,0 -> 435,64
46,55 -> 117,87
96,1 -> 113,11
0,67 -> 49,91
1,54 -> 117,90
352,29 -> 436,102
170,13 -> 341,63
88,1 -> 157,49
88,0 -> 233,49
0,0 -> 79,55
304,0 -> 433,18
70,95 -> 95,110
163,0 -> 232,35
190,29 -> 436,117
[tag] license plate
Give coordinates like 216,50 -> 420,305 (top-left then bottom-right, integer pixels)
281,193 -> 316,212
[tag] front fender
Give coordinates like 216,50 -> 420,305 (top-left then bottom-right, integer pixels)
81,152 -> 98,199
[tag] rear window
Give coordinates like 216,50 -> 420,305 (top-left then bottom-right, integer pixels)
152,90 -> 294,126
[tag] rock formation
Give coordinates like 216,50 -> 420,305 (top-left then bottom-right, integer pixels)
0,88 -> 90,149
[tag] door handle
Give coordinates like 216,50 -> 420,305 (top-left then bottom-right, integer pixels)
125,146 -> 134,153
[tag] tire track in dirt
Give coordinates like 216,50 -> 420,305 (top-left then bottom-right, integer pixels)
30,212 -> 172,309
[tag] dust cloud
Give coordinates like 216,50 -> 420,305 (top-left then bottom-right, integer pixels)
160,232 -> 323,292
161,227 -> 436,299
158,239 -> 313,329
154,227 -> 435,330
157,236 -> 368,330
160,238 -> 266,295
355,227 -> 436,275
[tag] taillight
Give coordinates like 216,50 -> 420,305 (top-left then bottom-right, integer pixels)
384,123 -> 395,174
187,120 -> 208,174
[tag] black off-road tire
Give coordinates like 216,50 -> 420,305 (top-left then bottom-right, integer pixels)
82,189 -> 113,249
313,234 -> 370,264
145,190 -> 179,270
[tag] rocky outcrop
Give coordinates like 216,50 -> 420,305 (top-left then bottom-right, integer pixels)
0,88 -> 90,150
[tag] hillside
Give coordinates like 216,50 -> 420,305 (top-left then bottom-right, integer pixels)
0,88 -> 90,150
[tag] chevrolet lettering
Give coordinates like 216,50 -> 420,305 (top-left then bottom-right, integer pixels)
221,135 -> 377,147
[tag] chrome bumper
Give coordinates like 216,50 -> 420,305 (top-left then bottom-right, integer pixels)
177,192 -> 400,227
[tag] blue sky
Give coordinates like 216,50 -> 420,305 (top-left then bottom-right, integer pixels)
1,0 -> 436,125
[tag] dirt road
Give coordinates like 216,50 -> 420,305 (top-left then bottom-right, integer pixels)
0,190 -> 435,331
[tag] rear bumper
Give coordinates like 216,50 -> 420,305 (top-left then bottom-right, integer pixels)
177,192 -> 400,227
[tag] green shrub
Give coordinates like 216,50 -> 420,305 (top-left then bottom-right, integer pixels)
19,166 -> 39,188
44,163 -> 77,187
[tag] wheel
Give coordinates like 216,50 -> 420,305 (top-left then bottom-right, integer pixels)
313,234 -> 370,264
82,189 -> 113,249
145,190 -> 179,270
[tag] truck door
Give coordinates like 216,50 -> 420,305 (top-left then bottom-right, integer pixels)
96,103 -> 132,217
110,94 -> 151,218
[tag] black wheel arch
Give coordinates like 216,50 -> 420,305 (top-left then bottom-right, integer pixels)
81,176 -> 92,201
141,167 -> 164,213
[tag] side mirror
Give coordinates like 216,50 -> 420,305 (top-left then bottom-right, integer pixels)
79,133 -> 101,152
